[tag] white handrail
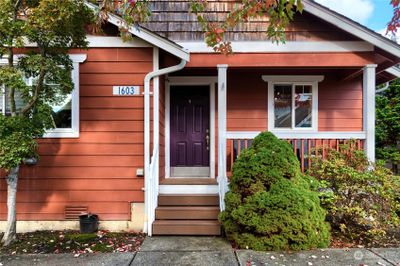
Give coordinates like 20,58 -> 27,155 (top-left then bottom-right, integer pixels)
217,142 -> 229,211
146,145 -> 159,236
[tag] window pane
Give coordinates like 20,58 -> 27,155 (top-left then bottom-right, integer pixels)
295,85 -> 312,128
274,85 -> 292,128
50,94 -> 72,128
31,76 -> 72,129
2,88 -> 25,115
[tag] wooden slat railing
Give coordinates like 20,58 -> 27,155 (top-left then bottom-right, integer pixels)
227,138 -> 364,176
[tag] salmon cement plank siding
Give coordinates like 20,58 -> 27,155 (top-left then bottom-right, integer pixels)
0,48 -> 153,221
226,70 -> 363,132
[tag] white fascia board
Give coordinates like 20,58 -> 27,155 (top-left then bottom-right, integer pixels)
226,131 -> 367,140
178,41 -> 374,53
86,36 -> 151,47
302,0 -> 400,58
385,67 -> 400,78
84,2 -> 189,62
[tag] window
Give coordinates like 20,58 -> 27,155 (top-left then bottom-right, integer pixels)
0,54 -> 86,138
263,75 -> 324,132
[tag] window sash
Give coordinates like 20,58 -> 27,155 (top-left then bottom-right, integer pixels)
269,81 -> 318,132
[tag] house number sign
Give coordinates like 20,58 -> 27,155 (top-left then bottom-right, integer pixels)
113,86 -> 140,96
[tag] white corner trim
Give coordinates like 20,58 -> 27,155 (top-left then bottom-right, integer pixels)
178,41 -> 374,53
165,76 -> 217,179
226,131 -> 367,140
262,75 -> 325,83
84,2 -> 190,62
302,0 -> 400,58
86,35 -> 151,48
159,185 -> 218,194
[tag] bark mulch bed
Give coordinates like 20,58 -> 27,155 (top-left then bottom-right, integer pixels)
329,229 -> 400,249
0,230 -> 145,256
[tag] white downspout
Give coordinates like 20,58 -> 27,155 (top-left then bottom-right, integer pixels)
143,59 -> 187,234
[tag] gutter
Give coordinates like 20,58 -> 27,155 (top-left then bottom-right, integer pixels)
143,59 -> 187,234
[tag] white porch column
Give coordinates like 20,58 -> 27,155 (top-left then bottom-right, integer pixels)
363,64 -> 377,163
153,48 -> 159,188
217,64 -> 228,178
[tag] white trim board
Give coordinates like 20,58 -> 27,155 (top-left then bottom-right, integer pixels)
262,75 -> 325,83
302,0 -> 400,58
23,36 -> 152,48
165,76 -> 217,179
178,41 -> 374,53
226,131 -> 367,140
84,2 -> 190,61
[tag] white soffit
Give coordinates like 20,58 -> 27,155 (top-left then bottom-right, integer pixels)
178,41 -> 373,53
385,67 -> 400,78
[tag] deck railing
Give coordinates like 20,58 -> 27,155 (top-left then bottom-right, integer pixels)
227,137 -> 365,175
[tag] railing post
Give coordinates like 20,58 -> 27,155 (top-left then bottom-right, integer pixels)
363,64 -> 377,163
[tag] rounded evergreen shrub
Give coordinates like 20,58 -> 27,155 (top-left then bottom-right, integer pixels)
219,132 -> 330,251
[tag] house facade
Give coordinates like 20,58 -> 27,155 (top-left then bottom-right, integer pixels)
1,0 -> 400,235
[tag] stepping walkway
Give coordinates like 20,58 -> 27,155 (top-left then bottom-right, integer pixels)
1,237 -> 399,266
132,236 -> 237,266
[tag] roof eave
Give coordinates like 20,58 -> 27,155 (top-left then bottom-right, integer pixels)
84,2 -> 190,62
302,0 -> 400,58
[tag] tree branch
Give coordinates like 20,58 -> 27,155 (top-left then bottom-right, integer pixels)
20,67 -> 45,115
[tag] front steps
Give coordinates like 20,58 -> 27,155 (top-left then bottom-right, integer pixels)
152,194 -> 221,235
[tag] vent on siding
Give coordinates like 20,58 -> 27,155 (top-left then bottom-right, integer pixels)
64,205 -> 88,220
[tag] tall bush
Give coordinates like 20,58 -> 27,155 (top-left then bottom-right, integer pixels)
308,143 -> 400,244
219,132 -> 330,251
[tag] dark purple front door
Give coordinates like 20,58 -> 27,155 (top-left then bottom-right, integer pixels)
170,86 -> 210,167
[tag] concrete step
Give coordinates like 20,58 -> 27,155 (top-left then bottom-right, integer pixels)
158,194 -> 219,206
152,220 -> 221,235
155,206 -> 220,220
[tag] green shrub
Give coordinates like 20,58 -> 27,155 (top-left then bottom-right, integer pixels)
220,132 -> 330,251
308,142 -> 400,244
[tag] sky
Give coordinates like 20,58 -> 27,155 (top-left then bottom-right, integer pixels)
314,0 -> 393,34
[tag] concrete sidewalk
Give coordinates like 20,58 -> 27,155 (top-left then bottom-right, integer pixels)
0,237 -> 399,266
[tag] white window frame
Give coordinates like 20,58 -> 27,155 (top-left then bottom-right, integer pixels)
43,54 -> 86,138
262,75 -> 324,133
0,54 -> 86,138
